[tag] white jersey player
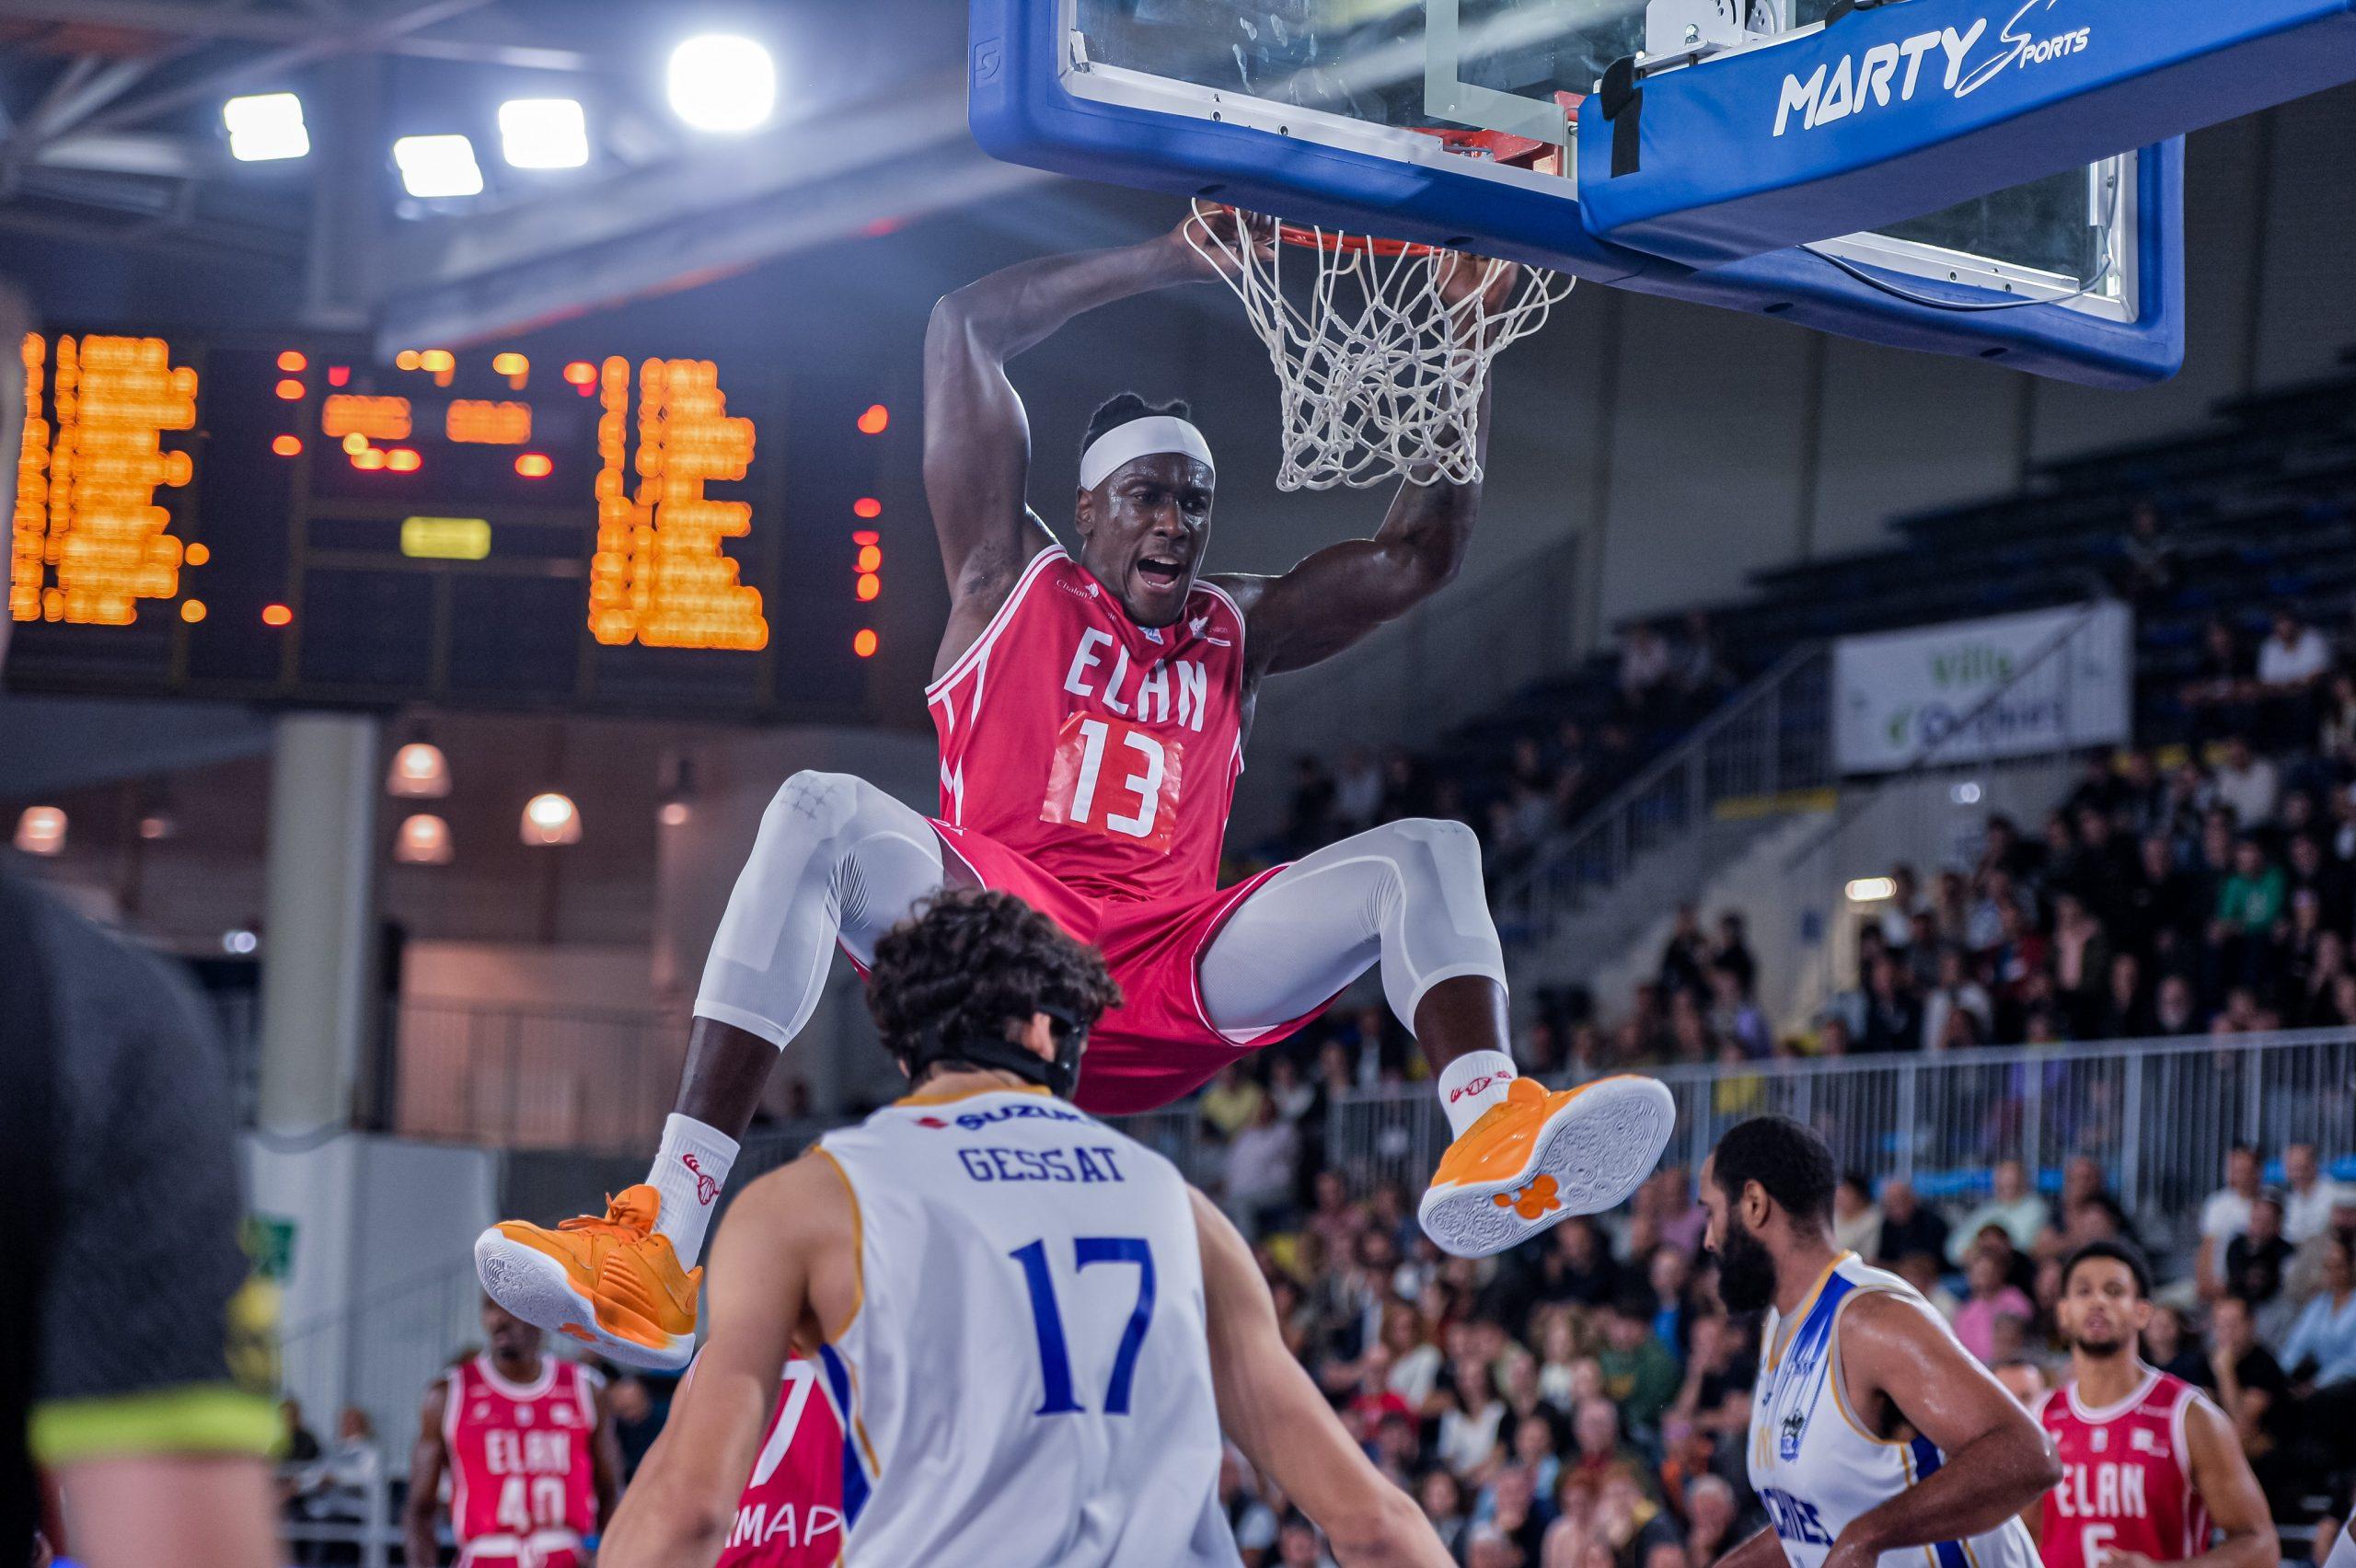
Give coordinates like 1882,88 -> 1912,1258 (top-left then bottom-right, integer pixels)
1699,1117 -> 2059,1568
603,888 -> 1447,1568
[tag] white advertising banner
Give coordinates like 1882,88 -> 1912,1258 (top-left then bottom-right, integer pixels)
1831,602 -> 2133,775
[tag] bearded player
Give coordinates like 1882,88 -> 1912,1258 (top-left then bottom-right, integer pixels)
404,1298 -> 623,1568
477,208 -> 1676,1367
1701,1116 -> 2058,1568
2027,1241 -> 2276,1568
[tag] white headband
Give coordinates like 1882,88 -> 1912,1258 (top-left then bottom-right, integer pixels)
1079,415 -> 1216,492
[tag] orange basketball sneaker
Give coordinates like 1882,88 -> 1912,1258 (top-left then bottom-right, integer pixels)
473,1185 -> 701,1370
1417,1075 -> 1677,1258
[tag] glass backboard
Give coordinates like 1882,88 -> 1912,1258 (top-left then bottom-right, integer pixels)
1067,0 -> 2131,317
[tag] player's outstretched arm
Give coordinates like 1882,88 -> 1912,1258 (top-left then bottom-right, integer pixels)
924,215 -> 1218,628
602,1156 -> 845,1568
1823,1291 -> 2064,1568
1191,1189 -> 1450,1567
2101,1396 -> 2278,1568
1218,379 -> 1492,679
403,1380 -> 451,1568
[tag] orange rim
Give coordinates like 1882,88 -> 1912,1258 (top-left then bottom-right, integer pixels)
1259,98 -> 1582,258
1275,223 -> 1440,258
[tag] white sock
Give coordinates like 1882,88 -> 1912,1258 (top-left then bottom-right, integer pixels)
648,1113 -> 740,1265
1437,1051 -> 1519,1137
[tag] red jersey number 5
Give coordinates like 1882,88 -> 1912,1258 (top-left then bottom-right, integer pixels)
1042,714 -> 1184,853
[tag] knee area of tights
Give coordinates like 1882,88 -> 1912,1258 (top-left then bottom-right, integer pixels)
1387,815 -> 1484,870
762,770 -> 867,838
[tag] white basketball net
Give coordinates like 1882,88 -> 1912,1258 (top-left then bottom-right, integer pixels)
1184,202 -> 1574,491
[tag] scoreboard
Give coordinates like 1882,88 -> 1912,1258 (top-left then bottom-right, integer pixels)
7,330 -> 901,720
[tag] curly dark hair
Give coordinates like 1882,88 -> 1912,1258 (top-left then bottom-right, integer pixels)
1080,392 -> 1192,467
1711,1114 -> 1837,1226
866,889 -> 1123,1083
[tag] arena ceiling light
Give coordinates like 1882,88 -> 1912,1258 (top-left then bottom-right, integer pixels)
393,134 -> 486,199
498,98 -> 590,170
667,36 -> 776,133
223,93 -> 310,162
395,813 -> 455,865
387,738 -> 451,799
520,791 -> 582,846
12,806 -> 64,857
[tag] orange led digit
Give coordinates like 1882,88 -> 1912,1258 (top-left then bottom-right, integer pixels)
13,334 -> 196,625
446,399 -> 532,445
586,357 -> 767,651
322,394 -> 411,441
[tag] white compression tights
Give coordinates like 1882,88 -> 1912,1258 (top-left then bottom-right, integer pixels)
695,772 -> 948,1048
1195,816 -> 1507,1037
693,772 -> 1508,1048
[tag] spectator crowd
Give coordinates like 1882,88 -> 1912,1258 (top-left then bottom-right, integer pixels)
1265,612 -> 1738,882
1196,1133 -> 2355,1568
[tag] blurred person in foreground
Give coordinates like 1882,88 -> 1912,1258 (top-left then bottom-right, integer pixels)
3,280 -> 279,1568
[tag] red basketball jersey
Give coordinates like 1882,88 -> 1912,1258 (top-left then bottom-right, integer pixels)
442,1355 -> 603,1559
927,547 -> 1251,904
2037,1369 -> 2212,1568
715,1360 -> 848,1568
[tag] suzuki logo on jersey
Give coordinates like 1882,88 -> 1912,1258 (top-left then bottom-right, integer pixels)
932,1101 -> 1090,1132
1772,0 -> 2088,137
2051,1461 -> 2150,1519
1062,628 -> 1210,731
682,1152 -> 720,1205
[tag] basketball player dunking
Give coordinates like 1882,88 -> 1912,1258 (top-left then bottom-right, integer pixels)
602,889 -> 1449,1566
2028,1241 -> 2277,1568
478,207 -> 1675,1368
1701,1117 -> 2060,1568
404,1298 -> 623,1568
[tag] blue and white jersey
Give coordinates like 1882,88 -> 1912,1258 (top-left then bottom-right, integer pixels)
1748,1252 -> 2039,1568
809,1084 -> 1238,1567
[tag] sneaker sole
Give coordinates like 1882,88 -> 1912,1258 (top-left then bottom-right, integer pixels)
473,1228 -> 697,1372
1417,1075 -> 1677,1259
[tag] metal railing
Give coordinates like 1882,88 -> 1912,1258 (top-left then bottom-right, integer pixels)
1318,1031 -> 2356,1241
1492,642 -> 1831,944
277,1253 -> 485,1493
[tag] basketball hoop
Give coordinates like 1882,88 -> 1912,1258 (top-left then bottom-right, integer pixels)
1184,143 -> 1574,491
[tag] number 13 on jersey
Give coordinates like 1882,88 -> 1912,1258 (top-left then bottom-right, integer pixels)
1041,713 -> 1185,851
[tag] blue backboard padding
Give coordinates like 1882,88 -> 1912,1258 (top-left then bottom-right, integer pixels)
1617,138 -> 2181,382
971,0 -> 2183,385
1576,0 -> 2356,269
